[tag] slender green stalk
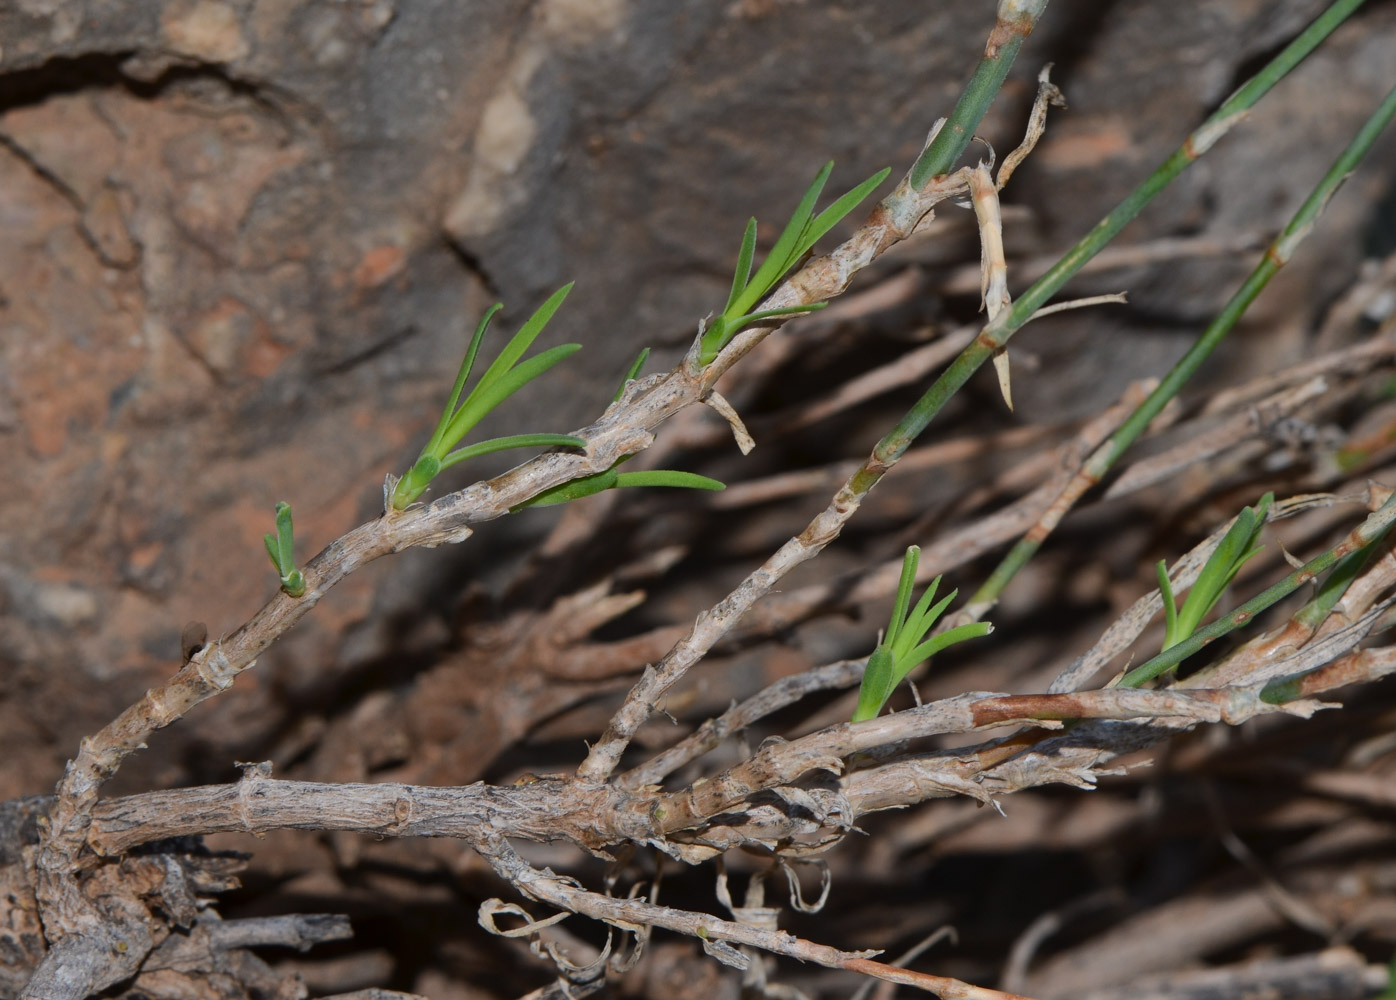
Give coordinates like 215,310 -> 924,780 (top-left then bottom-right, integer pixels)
909,0 -> 1050,189
854,0 -> 1365,501
967,74 -> 1396,610
1119,493 -> 1396,689
1291,521 -> 1394,631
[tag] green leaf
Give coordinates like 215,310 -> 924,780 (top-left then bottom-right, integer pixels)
700,162 -> 889,365
471,284 -> 574,397
514,467 -> 621,509
895,589 -> 957,661
425,304 -> 500,459
265,502 -> 292,569
902,621 -> 993,671
1157,560 -> 1179,649
440,434 -> 586,470
798,167 -> 892,260
734,162 -> 833,319
441,343 -> 582,447
723,220 -> 758,316
612,470 -> 725,491
263,502 -> 305,598
886,546 -> 921,648
393,285 -> 581,509
852,646 -> 896,723
722,303 -> 828,340
853,547 -> 991,721
514,466 -> 725,510
1160,493 -> 1272,653
615,347 -> 652,401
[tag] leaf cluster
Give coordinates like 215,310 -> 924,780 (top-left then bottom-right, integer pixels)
390,285 -> 585,510
1156,492 -> 1272,653
698,162 -> 890,366
852,546 -> 993,722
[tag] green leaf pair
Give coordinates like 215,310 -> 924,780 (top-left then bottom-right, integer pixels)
514,456 -> 724,510
1156,492 -> 1272,653
698,161 -> 891,366
263,501 -> 306,598
390,284 -> 586,510
852,546 -> 993,723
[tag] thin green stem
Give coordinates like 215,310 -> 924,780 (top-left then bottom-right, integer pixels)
1292,522 -> 1394,630
1119,494 -> 1396,689
967,74 -> 1396,610
909,0 -> 1049,190
855,0 -> 1365,502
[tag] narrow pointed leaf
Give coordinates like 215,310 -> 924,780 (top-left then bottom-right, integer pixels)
732,162 -> 833,317
440,433 -> 587,469
514,467 -> 621,509
472,283 -> 574,396
442,343 -> 582,444
898,592 -> 957,658
901,577 -> 946,638
737,303 -> 827,326
1175,496 -> 1270,639
426,304 -> 500,458
724,219 -> 758,315
886,546 -> 921,648
902,622 -> 994,671
615,347 -> 652,401
797,166 -> 891,260
1157,560 -> 1180,649
852,646 -> 897,722
613,470 -> 726,491
262,502 -> 296,571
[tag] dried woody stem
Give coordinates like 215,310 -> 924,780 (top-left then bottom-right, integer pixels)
34,489 -> 1395,995
576,51 -> 1065,785
79,595 -> 1396,856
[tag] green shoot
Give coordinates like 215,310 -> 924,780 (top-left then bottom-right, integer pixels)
514,458 -> 724,510
263,501 -> 306,598
1157,493 -> 1272,653
391,284 -> 587,509
615,347 -> 651,401
853,546 -> 993,722
1121,492 -> 1396,691
698,162 -> 891,366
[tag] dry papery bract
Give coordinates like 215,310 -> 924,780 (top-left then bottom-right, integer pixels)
11,5 -> 1396,1000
